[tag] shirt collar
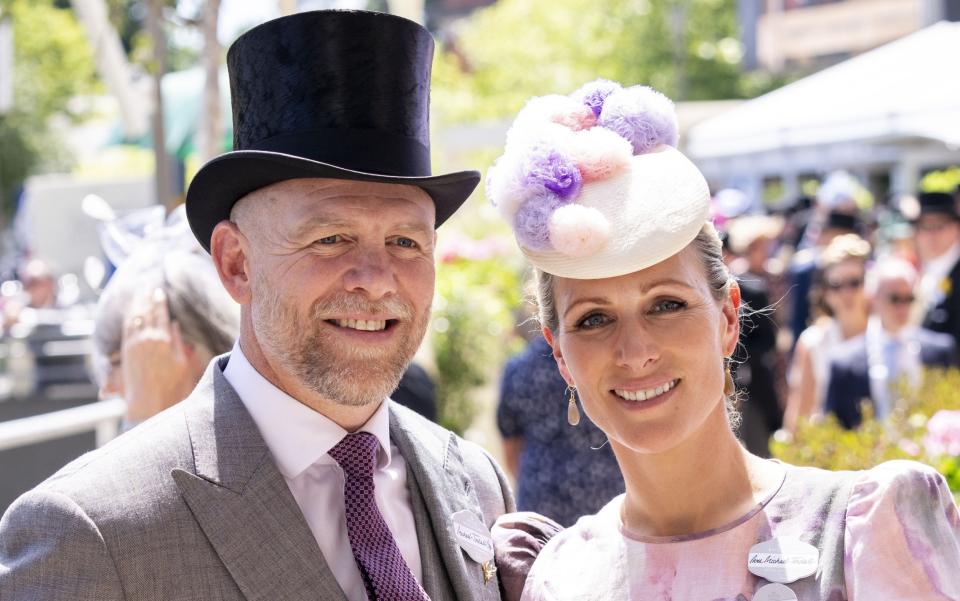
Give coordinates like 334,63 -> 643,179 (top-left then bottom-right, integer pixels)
923,241 -> 960,281
222,342 -> 393,479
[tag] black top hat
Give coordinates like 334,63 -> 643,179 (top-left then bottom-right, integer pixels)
912,192 -> 960,222
824,210 -> 859,233
185,10 -> 480,251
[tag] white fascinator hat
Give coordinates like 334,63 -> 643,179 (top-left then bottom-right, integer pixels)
486,79 -> 710,279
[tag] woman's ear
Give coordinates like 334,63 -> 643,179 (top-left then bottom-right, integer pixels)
210,221 -> 252,305
722,280 -> 742,357
542,326 -> 575,387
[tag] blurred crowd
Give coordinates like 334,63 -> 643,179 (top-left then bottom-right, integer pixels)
2,172 -> 960,528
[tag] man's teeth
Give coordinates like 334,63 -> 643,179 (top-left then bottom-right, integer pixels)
615,379 -> 679,402
334,319 -> 387,331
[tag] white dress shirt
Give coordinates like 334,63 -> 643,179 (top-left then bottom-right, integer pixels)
223,343 -> 422,601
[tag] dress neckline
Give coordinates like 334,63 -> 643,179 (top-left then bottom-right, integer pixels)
617,462 -> 788,544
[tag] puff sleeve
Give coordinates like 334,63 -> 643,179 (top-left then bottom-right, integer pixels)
844,460 -> 960,600
492,511 -> 564,601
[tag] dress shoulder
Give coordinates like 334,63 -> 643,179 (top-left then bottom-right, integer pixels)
844,460 -> 960,600
492,511 -> 565,601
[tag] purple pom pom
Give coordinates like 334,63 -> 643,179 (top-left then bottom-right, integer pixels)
514,193 -> 565,251
523,146 -> 583,200
598,85 -> 679,155
572,79 -> 622,117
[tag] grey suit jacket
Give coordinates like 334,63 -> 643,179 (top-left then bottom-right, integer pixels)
0,355 -> 515,600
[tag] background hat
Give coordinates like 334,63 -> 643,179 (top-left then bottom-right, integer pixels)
909,192 -> 960,222
486,79 -> 710,279
823,210 -> 860,233
185,10 -> 480,251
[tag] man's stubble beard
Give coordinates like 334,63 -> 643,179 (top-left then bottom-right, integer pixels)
252,274 -> 429,408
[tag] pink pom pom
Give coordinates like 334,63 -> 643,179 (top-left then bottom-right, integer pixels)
548,204 -> 611,257
515,95 -> 596,132
553,105 -> 597,131
567,128 -> 633,182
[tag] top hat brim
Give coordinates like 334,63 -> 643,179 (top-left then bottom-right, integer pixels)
186,150 -> 480,252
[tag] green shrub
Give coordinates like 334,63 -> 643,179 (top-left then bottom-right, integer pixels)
771,369 -> 960,500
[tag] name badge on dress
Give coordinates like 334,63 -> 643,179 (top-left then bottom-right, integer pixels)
753,582 -> 798,601
747,538 -> 819,583
451,510 -> 497,584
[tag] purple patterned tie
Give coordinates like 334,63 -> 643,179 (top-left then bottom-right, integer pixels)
328,431 -> 430,601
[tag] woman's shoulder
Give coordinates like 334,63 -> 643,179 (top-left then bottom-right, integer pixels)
843,459 -> 957,524
777,459 -> 952,508
840,460 -> 960,598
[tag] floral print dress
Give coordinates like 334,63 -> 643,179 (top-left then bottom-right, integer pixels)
494,460 -> 960,600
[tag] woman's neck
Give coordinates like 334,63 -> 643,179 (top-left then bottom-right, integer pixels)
615,403 -> 783,538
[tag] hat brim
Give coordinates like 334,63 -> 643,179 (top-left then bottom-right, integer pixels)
186,150 -> 480,252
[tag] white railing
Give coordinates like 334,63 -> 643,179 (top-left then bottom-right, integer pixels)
0,399 -> 126,451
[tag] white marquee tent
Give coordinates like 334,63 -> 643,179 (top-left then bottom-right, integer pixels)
685,21 -> 960,203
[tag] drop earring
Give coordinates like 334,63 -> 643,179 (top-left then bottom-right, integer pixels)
724,361 -> 735,397
567,386 -> 581,426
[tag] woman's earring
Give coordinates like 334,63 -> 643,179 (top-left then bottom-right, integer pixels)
566,386 -> 581,426
724,361 -> 735,397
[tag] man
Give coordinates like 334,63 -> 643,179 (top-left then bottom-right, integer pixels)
0,11 -> 514,600
911,192 -> 960,350
825,258 -> 956,429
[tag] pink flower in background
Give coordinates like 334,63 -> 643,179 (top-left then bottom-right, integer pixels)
438,232 -> 513,264
923,410 -> 960,456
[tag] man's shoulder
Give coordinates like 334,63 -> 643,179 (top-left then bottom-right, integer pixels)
389,400 -> 494,464
24,400 -> 195,519
389,401 -> 515,515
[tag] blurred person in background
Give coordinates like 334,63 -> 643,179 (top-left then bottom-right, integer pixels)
787,172 -> 863,349
497,319 -> 624,527
725,215 -> 784,456
784,234 -> 871,432
910,192 -> 960,351
825,258 -> 956,429
93,207 -> 240,425
20,259 -> 58,309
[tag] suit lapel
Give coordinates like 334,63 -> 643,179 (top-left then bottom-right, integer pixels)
390,405 -> 500,601
173,357 -> 347,601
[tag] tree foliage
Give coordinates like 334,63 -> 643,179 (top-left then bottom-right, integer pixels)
432,0 -> 751,124
0,0 -> 97,219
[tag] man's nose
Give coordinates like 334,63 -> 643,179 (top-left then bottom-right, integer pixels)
342,247 -> 398,300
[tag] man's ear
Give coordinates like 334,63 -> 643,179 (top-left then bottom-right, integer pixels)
542,326 -> 575,388
210,220 -> 252,305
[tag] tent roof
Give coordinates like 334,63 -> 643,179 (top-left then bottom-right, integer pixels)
686,21 -> 960,160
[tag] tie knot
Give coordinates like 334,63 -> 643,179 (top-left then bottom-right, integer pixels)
328,431 -> 379,479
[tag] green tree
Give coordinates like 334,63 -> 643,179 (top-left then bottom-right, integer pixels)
433,0 -> 750,124
0,0 -> 97,220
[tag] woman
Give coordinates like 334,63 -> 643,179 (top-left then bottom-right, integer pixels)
93,206 -> 240,425
487,80 -> 960,600
783,234 -> 871,432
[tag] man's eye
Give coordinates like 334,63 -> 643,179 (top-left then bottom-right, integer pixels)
316,235 -> 340,244
395,237 -> 418,249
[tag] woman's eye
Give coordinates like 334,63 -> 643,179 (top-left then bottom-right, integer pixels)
651,299 -> 686,313
576,313 -> 609,329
